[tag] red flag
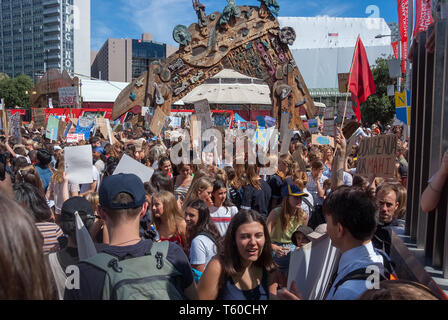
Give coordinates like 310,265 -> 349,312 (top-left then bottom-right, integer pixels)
392,41 -> 399,59
413,0 -> 433,37
348,36 -> 376,122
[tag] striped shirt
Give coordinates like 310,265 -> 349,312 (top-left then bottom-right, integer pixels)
35,222 -> 64,253
210,206 -> 238,237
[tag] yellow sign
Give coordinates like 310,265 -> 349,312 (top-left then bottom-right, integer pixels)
395,91 -> 407,108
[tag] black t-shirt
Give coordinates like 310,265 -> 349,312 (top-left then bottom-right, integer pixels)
57,247 -> 80,270
64,239 -> 194,300
241,180 -> 272,219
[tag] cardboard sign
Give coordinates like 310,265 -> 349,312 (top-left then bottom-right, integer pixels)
32,108 -> 47,129
64,145 -> 93,184
46,116 -> 59,141
323,119 -> 335,137
356,135 -> 398,178
190,114 -> 199,147
308,119 -> 319,134
149,107 -> 167,136
337,100 -> 355,119
66,133 -> 85,143
113,154 -> 154,183
194,99 -> 212,132
338,73 -> 349,93
287,235 -> 341,300
57,119 -> 67,139
312,134 -> 335,147
63,122 -> 72,138
10,113 -> 22,143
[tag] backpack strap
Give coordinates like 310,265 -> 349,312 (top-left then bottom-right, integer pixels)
197,231 -> 217,246
332,268 -> 387,295
302,197 -> 313,209
374,249 -> 398,280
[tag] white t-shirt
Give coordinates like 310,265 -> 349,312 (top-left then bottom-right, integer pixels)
80,165 -> 100,194
189,235 -> 217,268
301,187 -> 314,218
306,173 -> 328,206
210,205 -> 238,237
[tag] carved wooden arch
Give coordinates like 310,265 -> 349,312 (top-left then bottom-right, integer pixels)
112,1 -> 315,131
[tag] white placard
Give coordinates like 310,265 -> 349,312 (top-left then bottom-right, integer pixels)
64,145 -> 94,184
287,234 -> 341,300
113,154 -> 154,183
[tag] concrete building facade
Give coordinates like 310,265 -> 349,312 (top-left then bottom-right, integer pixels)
0,0 -> 90,82
91,33 -> 178,82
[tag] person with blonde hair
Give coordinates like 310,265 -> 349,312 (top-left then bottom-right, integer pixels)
152,190 -> 187,249
46,159 -> 80,224
182,176 -> 214,211
266,179 -> 309,275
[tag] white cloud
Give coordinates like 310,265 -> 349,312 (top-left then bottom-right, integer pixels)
121,0 -> 197,46
316,3 -> 353,17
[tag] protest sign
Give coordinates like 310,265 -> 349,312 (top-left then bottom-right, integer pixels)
337,73 -> 349,93
10,113 -> 22,143
256,116 -> 266,128
190,114 -> 200,147
265,116 -> 276,128
113,154 -> 154,183
356,135 -> 398,178
75,117 -> 94,140
63,122 -> 72,138
58,87 -> 79,107
168,116 -> 181,129
323,106 -> 335,119
194,99 -> 212,132
64,145 -> 93,184
312,134 -> 335,148
337,100 -> 355,119
323,119 -> 335,137
66,133 -> 85,143
46,116 -> 59,141
287,235 -> 341,300
149,107 -> 167,136
57,119 -> 67,139
32,108 -> 47,129
308,119 -> 319,134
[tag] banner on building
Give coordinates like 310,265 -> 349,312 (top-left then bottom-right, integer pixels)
58,87 -> 79,107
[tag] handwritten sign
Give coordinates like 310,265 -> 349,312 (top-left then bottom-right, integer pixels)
338,73 -> 349,93
32,108 -> 47,129
356,135 -> 398,178
58,87 -> 79,107
149,107 -> 167,136
312,134 -> 335,147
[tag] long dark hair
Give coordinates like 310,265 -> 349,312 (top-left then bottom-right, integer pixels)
185,199 -> 222,253
219,209 -> 276,280
211,179 -> 234,208
0,193 -> 54,299
13,183 -> 53,223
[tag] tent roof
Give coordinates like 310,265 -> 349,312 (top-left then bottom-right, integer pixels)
80,79 -> 129,102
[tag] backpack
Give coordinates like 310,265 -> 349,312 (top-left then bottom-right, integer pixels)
84,241 -> 186,300
306,200 -> 325,230
330,249 -> 397,296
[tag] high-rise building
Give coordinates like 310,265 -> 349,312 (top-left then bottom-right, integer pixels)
91,33 -> 178,82
0,0 -> 90,82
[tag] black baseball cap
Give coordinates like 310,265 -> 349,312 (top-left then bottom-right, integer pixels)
60,197 -> 96,235
99,173 -> 146,209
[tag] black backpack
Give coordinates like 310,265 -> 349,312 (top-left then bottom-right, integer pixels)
329,250 -> 397,296
305,197 -> 325,229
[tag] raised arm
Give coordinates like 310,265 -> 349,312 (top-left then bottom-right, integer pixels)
421,149 -> 448,212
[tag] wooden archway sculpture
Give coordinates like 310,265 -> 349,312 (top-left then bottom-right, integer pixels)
112,0 -> 315,131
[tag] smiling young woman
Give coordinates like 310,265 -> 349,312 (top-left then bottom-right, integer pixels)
197,209 -> 277,300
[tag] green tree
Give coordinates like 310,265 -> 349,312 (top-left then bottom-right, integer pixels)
0,74 -> 33,108
360,56 -> 397,126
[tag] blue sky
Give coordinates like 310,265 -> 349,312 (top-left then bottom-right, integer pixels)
91,0 -> 398,50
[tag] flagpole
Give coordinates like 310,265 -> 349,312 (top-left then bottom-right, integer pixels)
333,35 -> 360,158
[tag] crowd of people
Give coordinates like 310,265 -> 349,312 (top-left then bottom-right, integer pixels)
0,116 -> 443,300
